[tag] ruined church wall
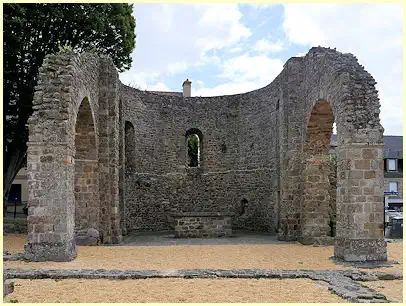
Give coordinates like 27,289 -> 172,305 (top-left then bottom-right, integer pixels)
120,83 -> 282,233
277,48 -> 385,247
26,46 -> 387,262
25,52 -> 101,260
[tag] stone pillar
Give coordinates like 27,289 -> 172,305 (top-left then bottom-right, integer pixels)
25,143 -> 77,261
24,53 -> 77,261
278,151 -> 303,241
98,57 -> 122,244
334,142 -> 387,261
118,100 -> 127,236
108,85 -> 122,244
277,58 -> 306,241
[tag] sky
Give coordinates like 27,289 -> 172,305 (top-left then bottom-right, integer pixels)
119,3 -> 403,135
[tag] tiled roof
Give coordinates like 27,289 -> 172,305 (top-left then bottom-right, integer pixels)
146,91 -> 183,97
383,136 -> 403,158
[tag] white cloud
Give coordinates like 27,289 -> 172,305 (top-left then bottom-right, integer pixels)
219,53 -> 283,83
138,52 -> 284,97
193,53 -> 284,97
120,4 -> 251,88
295,52 -> 307,57
229,46 -> 243,53
196,4 -> 251,53
167,62 -> 188,75
120,72 -> 156,90
147,82 -> 171,92
196,80 -> 204,88
193,81 -> 261,97
283,3 -> 403,135
253,39 -> 285,54
246,3 -> 278,10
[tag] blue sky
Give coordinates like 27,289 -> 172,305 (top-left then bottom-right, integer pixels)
119,3 -> 403,135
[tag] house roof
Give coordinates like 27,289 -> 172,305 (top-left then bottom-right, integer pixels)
383,136 -> 403,158
146,91 -> 183,97
330,135 -> 403,159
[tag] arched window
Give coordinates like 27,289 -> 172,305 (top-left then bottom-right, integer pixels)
185,128 -> 203,168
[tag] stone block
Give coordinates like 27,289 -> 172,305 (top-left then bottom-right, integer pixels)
3,279 -> 14,297
75,228 -> 100,246
24,239 -> 77,262
334,238 -> 387,261
354,160 -> 371,170
364,171 -> 376,179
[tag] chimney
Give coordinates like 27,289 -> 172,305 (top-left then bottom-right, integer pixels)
182,78 -> 191,97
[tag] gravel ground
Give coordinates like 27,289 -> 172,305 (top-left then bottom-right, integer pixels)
4,278 -> 345,303
3,234 -> 402,303
361,280 -> 403,303
3,234 -> 402,274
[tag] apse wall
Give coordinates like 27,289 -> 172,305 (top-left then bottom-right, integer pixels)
120,80 -> 283,233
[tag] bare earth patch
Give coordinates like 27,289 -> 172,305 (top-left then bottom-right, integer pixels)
5,278 -> 344,303
362,280 -> 403,303
3,235 -> 402,274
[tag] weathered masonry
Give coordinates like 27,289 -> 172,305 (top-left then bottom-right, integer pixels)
26,47 -> 386,262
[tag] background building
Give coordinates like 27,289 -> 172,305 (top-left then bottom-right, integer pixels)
330,135 -> 403,210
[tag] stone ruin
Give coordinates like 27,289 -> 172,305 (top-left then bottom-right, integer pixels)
25,46 -> 387,262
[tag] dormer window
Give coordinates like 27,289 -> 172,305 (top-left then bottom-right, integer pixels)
387,159 -> 397,171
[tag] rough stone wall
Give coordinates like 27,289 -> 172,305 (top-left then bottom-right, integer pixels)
26,52 -> 121,261
26,46 -> 386,262
299,100 -> 335,242
97,57 -> 122,244
119,47 -> 385,261
328,159 -> 337,236
269,48 -> 386,261
120,85 -> 280,233
173,213 -> 233,238
74,97 -> 98,233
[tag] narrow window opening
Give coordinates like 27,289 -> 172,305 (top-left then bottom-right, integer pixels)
187,134 -> 200,167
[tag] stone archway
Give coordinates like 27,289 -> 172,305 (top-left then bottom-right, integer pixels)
73,97 -> 100,245
26,47 -> 387,263
300,100 -> 335,244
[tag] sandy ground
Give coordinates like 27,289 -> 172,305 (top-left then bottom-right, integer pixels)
3,234 -> 402,303
361,280 -> 403,303
3,234 -> 403,274
5,278 -> 344,303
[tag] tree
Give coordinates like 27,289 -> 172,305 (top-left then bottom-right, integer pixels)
3,3 -> 136,215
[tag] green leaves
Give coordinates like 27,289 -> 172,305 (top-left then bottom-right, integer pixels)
187,134 -> 200,167
3,3 -> 136,201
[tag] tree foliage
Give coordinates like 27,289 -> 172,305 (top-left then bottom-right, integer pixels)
187,134 -> 200,167
3,3 -> 136,210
